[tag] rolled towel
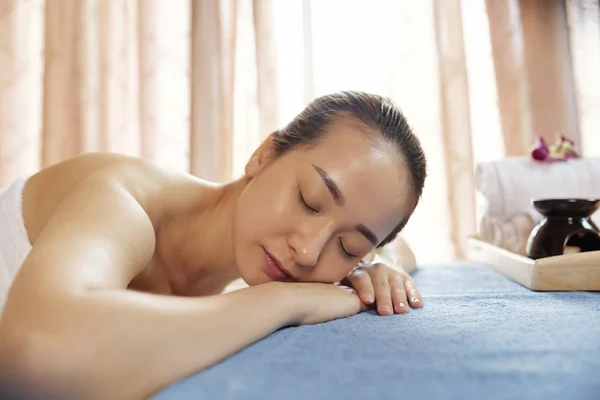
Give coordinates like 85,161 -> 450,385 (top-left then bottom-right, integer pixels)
478,213 -> 536,256
475,156 -> 600,219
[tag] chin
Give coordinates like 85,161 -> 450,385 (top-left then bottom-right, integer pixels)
245,273 -> 273,287
236,260 -> 270,287
238,272 -> 263,286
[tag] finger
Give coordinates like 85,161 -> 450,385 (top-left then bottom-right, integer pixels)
338,285 -> 370,313
356,292 -> 370,313
404,277 -> 422,308
372,270 -> 393,316
389,273 -> 409,314
346,269 -> 375,305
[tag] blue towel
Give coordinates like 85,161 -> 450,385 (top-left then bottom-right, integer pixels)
153,263 -> 600,400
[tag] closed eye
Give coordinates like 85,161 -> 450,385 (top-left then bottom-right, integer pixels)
339,238 -> 357,259
298,187 -> 319,214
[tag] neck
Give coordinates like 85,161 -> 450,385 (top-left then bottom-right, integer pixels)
156,177 -> 248,291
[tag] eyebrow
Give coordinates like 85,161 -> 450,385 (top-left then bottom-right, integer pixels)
311,164 -> 379,246
312,164 -> 345,206
356,224 -> 379,246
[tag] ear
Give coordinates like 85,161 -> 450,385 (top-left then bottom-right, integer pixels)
245,132 -> 277,178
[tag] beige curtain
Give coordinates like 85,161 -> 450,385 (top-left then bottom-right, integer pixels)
0,0 -> 44,186
486,0 -> 581,156
0,0 -> 278,187
1,0 -> 597,263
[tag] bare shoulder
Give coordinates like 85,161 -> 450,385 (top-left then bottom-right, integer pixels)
28,152 -> 179,195
13,153 -> 192,293
23,153 -> 197,244
9,172 -> 158,301
15,152 -> 215,293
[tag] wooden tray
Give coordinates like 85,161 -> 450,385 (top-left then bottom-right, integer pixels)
465,236 -> 600,291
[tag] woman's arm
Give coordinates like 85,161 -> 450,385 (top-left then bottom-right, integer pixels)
0,175 -> 362,400
368,235 -> 417,274
390,235 -> 417,274
2,279 -> 302,400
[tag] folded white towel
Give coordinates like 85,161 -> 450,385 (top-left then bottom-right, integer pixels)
0,177 -> 32,313
475,156 -> 600,219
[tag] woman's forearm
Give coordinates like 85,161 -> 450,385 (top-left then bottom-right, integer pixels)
390,236 -> 417,274
369,236 -> 417,274
1,282 -> 301,400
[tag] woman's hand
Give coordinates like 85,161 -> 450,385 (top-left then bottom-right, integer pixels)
286,282 -> 370,326
341,262 -> 422,316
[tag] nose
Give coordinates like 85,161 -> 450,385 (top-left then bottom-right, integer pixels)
288,218 -> 333,269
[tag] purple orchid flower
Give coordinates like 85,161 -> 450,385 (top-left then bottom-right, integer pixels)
531,136 -> 549,161
530,134 -> 580,163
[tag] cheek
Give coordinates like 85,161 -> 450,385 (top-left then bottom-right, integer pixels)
236,180 -> 298,239
311,246 -> 358,283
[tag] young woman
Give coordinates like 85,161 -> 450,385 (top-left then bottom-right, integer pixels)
0,91 -> 427,399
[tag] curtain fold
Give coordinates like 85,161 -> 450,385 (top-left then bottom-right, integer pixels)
485,0 -> 532,156
566,0 -> 600,155
138,0 -> 160,161
253,0 -> 280,135
433,0 -> 476,260
137,0 -> 190,171
190,0 -> 235,182
96,0 -> 140,156
42,0 -> 87,166
519,0 -> 580,146
0,0 -> 44,187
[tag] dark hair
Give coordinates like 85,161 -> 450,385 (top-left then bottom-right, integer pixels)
273,91 -> 427,247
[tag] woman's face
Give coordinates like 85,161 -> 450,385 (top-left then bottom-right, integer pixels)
233,121 -> 414,285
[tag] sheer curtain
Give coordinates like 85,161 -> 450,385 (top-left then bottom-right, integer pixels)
0,0 -> 193,179
1,0 -> 599,264
0,0 -> 279,185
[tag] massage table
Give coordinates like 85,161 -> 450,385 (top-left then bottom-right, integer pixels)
152,263 -> 600,400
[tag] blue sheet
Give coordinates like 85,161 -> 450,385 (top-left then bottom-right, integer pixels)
153,263 -> 600,400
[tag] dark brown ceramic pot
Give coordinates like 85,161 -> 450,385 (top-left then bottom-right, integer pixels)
525,198 -> 600,259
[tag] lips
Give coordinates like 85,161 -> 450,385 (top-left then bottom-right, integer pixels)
264,250 -> 293,281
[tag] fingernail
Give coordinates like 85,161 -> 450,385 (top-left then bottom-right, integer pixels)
412,298 -> 421,305
398,302 -> 406,309
364,294 -> 374,303
380,305 -> 392,314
